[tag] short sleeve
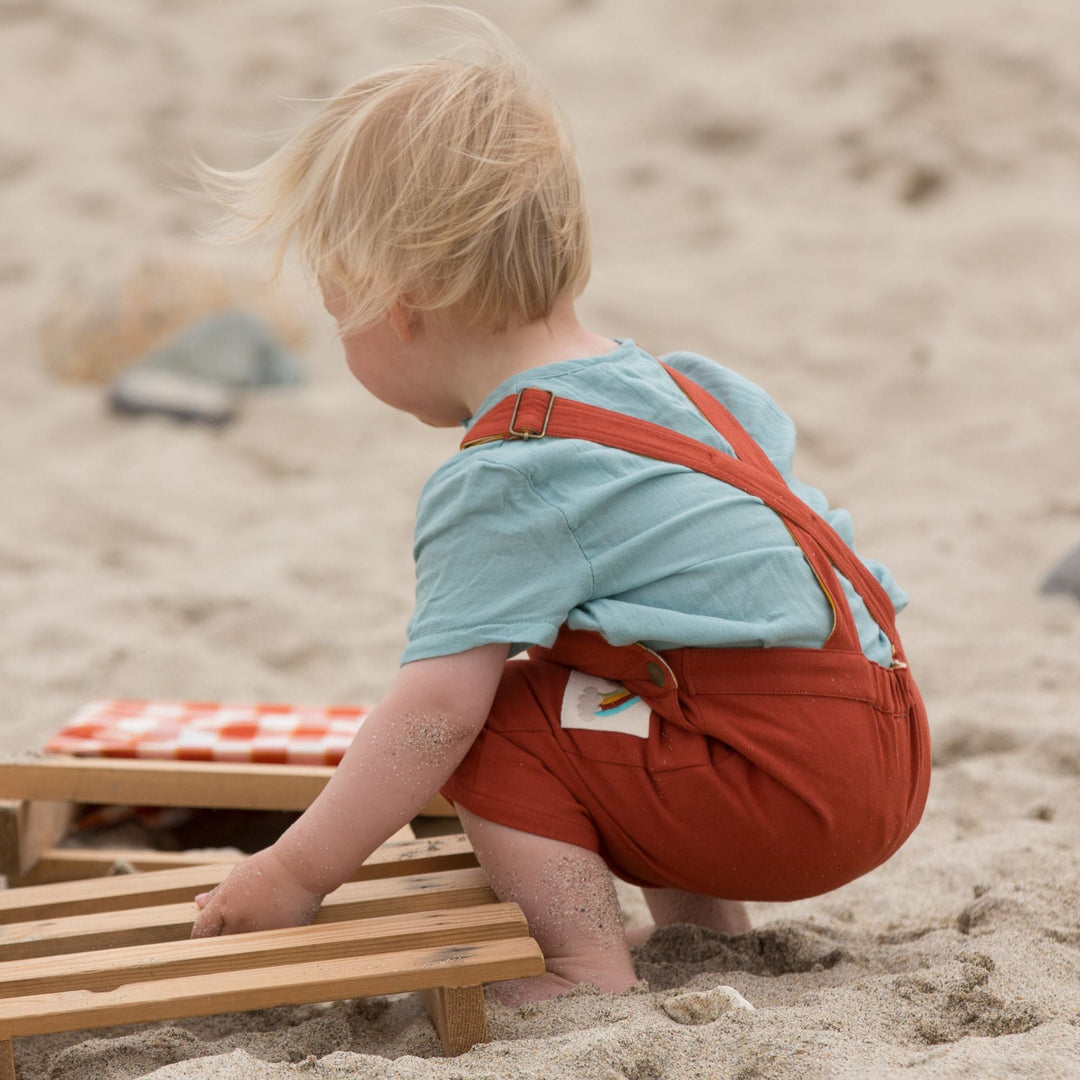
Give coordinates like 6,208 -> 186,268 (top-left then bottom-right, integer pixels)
402,456 -> 594,662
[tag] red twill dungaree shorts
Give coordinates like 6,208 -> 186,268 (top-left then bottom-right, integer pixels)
442,363 -> 931,902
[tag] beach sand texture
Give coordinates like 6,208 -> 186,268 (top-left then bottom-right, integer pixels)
3,0 -> 1080,1076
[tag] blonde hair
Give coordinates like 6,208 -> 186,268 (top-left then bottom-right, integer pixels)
209,10 -> 591,336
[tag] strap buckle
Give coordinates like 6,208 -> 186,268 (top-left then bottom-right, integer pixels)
508,388 -> 555,439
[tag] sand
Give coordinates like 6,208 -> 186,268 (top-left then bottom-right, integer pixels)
3,0 -> 1080,1076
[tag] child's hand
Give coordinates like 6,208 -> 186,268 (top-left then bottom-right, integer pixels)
187,647 -> 508,939
190,847 -> 324,938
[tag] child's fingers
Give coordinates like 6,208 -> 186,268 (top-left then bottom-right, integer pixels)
194,891 -> 212,909
190,899 -> 225,938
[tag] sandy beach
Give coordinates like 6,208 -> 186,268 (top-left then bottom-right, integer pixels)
3,0 -> 1080,1076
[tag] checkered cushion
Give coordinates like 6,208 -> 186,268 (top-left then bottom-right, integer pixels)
46,700 -> 371,766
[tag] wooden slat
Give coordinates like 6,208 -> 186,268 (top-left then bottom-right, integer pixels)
0,834 -> 477,923
420,985 -> 488,1055
0,1039 -> 12,1080
0,903 -> 530,998
0,757 -> 454,817
9,846 -> 244,887
419,793 -> 458,817
7,822 -> 431,887
0,757 -> 328,810
0,800 -> 73,878
0,937 -> 545,1039
0,867 -> 495,960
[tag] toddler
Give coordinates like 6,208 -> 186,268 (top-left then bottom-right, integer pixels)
191,13 -> 931,1004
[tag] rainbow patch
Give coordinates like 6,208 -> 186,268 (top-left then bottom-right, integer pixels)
561,672 -> 652,738
595,687 -> 642,715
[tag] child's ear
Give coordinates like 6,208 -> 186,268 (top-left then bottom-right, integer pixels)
387,301 -> 418,344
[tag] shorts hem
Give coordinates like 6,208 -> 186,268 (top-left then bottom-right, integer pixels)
441,782 -> 601,854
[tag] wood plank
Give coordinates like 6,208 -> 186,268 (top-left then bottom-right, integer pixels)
421,794 -> 458,818
0,1039 -> 12,1080
0,903 -> 530,998
9,846 -> 244,887
0,834 -> 477,923
0,867 -> 494,960
0,801 -> 24,879
0,937 -> 545,1039
420,985 -> 488,1056
0,757 -> 330,811
0,800 -> 73,879
0,757 -> 454,818
7,823 -> 433,887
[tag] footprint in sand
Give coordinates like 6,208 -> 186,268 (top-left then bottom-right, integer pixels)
895,955 -> 1042,1044
633,923 -> 851,991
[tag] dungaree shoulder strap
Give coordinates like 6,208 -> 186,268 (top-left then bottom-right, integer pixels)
460,364 -> 905,663
657,364 -> 904,657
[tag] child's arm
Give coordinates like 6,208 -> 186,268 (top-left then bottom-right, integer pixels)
190,642 -> 510,937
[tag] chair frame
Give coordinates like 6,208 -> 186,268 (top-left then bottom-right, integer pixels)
0,757 -> 544,1079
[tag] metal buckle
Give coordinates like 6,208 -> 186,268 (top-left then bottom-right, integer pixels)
508,388 -> 555,439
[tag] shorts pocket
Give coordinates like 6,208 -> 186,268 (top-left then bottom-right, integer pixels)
559,671 -> 652,738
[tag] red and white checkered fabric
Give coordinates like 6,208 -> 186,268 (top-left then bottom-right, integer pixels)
45,699 -> 371,766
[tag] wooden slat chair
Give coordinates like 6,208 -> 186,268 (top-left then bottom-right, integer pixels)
0,760 -> 545,1079
0,701 -> 457,883
0,755 -> 456,884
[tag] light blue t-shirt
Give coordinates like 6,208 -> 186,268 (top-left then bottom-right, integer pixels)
403,341 -> 906,667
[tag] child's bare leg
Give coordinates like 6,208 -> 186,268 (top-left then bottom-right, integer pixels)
626,887 -> 753,946
455,806 -> 639,1005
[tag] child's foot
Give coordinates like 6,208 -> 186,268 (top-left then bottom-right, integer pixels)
492,971 -> 577,1005
493,964 -> 642,1005
624,923 -> 655,948
626,894 -> 752,947
640,889 -> 751,936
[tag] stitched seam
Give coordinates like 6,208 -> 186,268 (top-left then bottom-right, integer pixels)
492,461 -> 597,598
449,788 -> 596,835
559,752 -> 730,772
691,689 -> 879,706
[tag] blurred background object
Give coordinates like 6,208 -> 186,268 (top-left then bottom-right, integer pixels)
38,256 -> 309,384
